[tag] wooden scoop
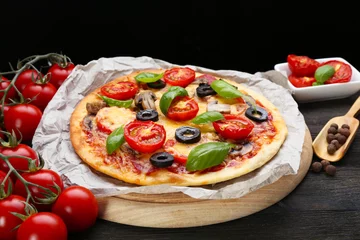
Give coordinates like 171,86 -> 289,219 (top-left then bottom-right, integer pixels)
313,96 -> 360,162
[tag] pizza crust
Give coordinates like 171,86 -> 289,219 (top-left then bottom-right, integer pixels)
70,70 -> 287,186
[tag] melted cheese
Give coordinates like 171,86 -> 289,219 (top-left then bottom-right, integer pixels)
95,107 -> 135,132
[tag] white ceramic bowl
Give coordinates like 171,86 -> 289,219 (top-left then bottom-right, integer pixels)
274,57 -> 360,103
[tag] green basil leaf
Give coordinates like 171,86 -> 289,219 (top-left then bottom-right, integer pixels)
186,142 -> 234,171
314,65 -> 335,84
135,72 -> 164,83
159,86 -> 188,116
98,94 -> 133,108
210,79 -> 244,98
191,111 -> 224,124
106,125 -> 125,154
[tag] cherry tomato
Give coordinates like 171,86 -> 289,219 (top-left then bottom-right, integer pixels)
48,62 -> 75,89
52,186 -> 98,232
167,96 -> 199,121
0,144 -> 39,182
100,81 -> 138,100
288,74 -> 316,88
124,120 -> 166,153
0,170 -> 13,194
15,69 -> 43,92
164,67 -> 196,87
17,212 -> 67,240
0,195 -> 26,240
213,114 -> 254,140
14,169 -> 64,212
0,76 -> 17,103
321,60 -> 352,84
4,104 -> 42,141
287,54 -> 320,77
164,139 -> 188,164
22,82 -> 57,111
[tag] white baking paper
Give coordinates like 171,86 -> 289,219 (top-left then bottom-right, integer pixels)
32,56 -> 306,200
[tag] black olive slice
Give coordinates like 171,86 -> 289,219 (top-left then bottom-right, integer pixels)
147,80 -> 166,89
136,109 -> 159,122
196,83 -> 217,97
150,152 -> 174,168
245,107 -> 268,122
175,127 -> 201,144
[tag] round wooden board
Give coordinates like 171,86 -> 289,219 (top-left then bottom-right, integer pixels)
97,129 -> 312,228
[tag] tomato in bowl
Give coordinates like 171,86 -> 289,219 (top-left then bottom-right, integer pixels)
274,57 -> 360,102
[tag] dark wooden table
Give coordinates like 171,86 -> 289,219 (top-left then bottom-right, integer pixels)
69,93 -> 360,240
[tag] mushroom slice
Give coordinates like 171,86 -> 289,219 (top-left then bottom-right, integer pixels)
135,91 -> 157,110
83,115 -> 95,131
86,101 -> 107,115
207,100 -> 231,113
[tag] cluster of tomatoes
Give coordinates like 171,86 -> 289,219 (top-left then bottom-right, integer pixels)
287,54 -> 352,88
0,54 -> 98,240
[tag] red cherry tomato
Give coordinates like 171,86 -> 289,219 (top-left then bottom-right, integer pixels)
15,69 -> 43,92
321,60 -> 352,84
167,96 -> 199,121
22,82 -> 57,111
0,76 -> 17,103
52,186 -> 98,232
164,139 -> 188,164
164,67 -> 196,87
14,169 -> 64,212
17,212 -> 67,240
4,104 -> 42,141
0,195 -> 26,240
100,81 -> 138,100
213,114 -> 254,140
48,62 -> 75,89
124,120 -> 166,153
0,144 -> 39,182
287,54 -> 320,77
288,74 -> 316,88
0,170 -> 13,194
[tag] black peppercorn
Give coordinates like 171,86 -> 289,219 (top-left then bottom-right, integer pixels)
321,160 -> 330,169
327,144 -> 337,155
311,162 -> 322,172
330,139 -> 341,150
326,133 -> 336,144
335,133 -> 347,144
325,165 -> 336,176
330,123 -> 338,129
338,128 -> 350,137
327,127 -> 338,134
341,124 -> 350,129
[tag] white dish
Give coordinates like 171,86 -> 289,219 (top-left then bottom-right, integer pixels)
274,57 -> 360,103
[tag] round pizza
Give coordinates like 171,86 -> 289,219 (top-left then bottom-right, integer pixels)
70,67 -> 287,186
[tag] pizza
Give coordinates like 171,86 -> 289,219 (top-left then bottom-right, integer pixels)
70,67 -> 287,186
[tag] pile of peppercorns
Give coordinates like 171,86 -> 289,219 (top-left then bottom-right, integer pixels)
326,123 -> 350,154
311,160 -> 336,176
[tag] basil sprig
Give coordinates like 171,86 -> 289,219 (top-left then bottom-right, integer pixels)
159,86 -> 188,116
314,65 -> 335,85
106,125 -> 125,154
186,142 -> 234,171
191,111 -> 224,124
98,94 -> 133,108
210,79 -> 244,98
135,72 -> 164,83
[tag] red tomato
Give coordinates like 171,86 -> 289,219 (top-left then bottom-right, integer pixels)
164,139 -> 188,164
321,60 -> 352,84
213,114 -> 254,140
195,74 -> 217,85
100,81 -> 138,100
0,76 -> 17,103
164,67 -> 196,87
52,186 -> 98,232
167,96 -> 199,121
22,82 -> 57,111
288,74 -> 316,88
17,212 -> 67,240
48,62 -> 75,89
4,104 -> 42,141
0,170 -> 13,194
15,69 -> 43,92
0,144 -> 39,182
124,120 -> 166,153
287,54 -> 320,77
0,195 -> 26,240
14,169 -> 64,212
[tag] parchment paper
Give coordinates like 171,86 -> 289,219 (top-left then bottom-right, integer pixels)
32,56 -> 306,200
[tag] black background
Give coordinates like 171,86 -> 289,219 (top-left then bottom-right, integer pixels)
1,0 -> 359,73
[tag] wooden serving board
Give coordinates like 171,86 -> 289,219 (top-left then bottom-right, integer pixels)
97,129 -> 312,228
